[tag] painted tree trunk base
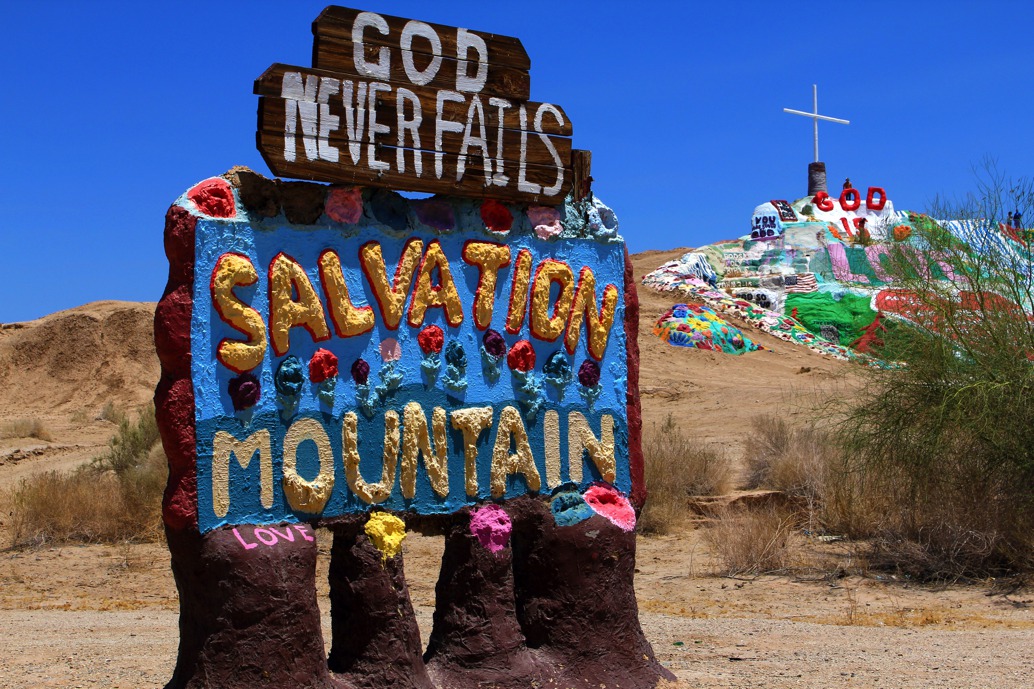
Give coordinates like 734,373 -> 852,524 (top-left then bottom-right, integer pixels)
424,509 -> 548,689
509,496 -> 676,689
164,524 -> 341,689
327,520 -> 435,689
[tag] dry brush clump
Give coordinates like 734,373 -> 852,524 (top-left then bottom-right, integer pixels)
638,413 -> 735,534
0,418 -> 53,442
743,414 -> 835,502
9,404 -> 166,546
704,505 -> 800,576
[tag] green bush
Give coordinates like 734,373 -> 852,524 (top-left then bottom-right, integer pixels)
837,161 -> 1034,579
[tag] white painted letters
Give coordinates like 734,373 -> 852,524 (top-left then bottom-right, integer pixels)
352,12 -> 391,79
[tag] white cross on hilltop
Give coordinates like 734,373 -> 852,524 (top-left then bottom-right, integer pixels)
783,84 -> 849,163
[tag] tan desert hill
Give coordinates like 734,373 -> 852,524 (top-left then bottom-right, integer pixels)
3,258 -> 1034,689
0,300 -> 158,481
0,300 -> 158,414
630,249 -> 854,456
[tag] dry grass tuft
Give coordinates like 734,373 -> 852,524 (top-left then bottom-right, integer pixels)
1,418 -> 54,442
98,401 -> 125,424
704,506 -> 800,576
639,413 -> 735,534
743,414 -> 834,500
9,406 -> 166,546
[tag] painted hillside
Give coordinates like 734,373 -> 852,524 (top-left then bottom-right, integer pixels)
643,182 -> 1031,359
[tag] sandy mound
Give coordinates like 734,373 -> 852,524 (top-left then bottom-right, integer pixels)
631,249 -> 856,456
0,301 -> 157,416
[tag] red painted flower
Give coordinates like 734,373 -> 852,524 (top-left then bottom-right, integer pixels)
507,339 -> 536,372
480,199 -> 513,234
418,325 -> 445,354
187,178 -> 236,218
308,348 -> 339,383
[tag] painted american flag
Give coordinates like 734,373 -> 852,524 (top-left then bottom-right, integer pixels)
784,273 -> 818,293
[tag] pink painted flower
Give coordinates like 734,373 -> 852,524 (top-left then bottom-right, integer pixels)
325,187 -> 363,224
528,205 -> 562,240
380,338 -> 402,362
469,504 -> 512,554
583,484 -> 636,531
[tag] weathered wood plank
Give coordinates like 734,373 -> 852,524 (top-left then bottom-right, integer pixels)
312,37 -> 530,101
254,64 -> 571,137
312,6 -> 531,71
259,95 -> 571,171
259,97 -> 569,182
572,149 -> 593,202
258,101 -> 571,204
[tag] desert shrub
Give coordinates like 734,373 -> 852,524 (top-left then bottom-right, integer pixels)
9,405 -> 166,546
704,506 -> 798,576
835,162 -> 1034,579
743,415 -> 836,500
99,401 -> 125,424
0,418 -> 53,442
639,413 -> 735,534
92,403 -> 160,474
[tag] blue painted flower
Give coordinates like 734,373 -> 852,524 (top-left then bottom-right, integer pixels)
274,356 -> 305,397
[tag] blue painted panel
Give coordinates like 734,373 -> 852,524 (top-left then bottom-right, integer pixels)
191,217 -> 628,532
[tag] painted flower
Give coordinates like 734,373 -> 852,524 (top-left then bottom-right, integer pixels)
543,350 -> 572,386
325,186 -> 363,224
414,199 -> 455,232
187,178 -> 236,219
482,329 -> 506,358
380,338 -> 402,362
528,205 -> 562,240
274,356 -> 305,397
308,348 -> 339,384
480,199 -> 513,234
351,358 -> 371,385
369,191 -> 410,233
577,359 -> 600,387
444,340 -> 466,369
227,372 -> 260,411
417,325 -> 445,354
893,224 -> 912,242
507,339 -> 536,372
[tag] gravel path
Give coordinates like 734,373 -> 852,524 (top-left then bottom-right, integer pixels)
3,608 -> 1033,688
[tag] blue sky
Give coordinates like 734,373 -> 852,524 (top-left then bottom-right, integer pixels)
3,1 -> 1033,322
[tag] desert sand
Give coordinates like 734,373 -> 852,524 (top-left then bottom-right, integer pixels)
2,254 -> 1033,688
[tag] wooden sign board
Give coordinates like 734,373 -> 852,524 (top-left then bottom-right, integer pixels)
255,7 -> 574,204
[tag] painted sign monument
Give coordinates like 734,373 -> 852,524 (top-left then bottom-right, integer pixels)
155,7 -> 670,689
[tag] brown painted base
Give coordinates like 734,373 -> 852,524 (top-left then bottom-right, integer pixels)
424,510 -> 546,689
165,499 -> 672,689
164,524 -> 342,689
510,496 -> 677,688
327,520 -> 434,689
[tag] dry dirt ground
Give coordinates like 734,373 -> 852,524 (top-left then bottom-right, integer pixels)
2,262 -> 1033,687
